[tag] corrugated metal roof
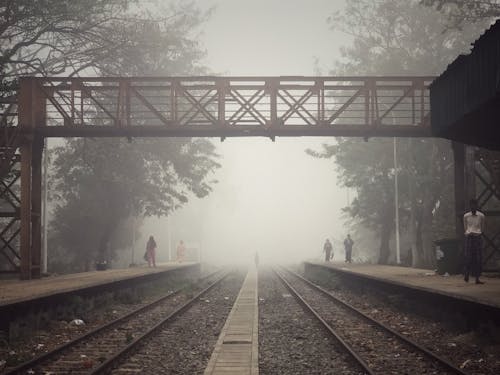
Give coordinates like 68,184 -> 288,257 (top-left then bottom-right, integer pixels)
430,18 -> 500,149
472,19 -> 500,48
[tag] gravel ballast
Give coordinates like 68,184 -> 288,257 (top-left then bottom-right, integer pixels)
110,271 -> 245,374
282,269 -> 455,375
303,267 -> 500,375
258,268 -> 364,375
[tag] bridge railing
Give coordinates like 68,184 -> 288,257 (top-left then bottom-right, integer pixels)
21,76 -> 434,138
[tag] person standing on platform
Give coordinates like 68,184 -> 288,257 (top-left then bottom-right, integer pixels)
146,236 -> 157,268
254,252 -> 259,268
463,199 -> 485,284
176,240 -> 186,263
323,239 -> 333,262
344,234 -> 354,263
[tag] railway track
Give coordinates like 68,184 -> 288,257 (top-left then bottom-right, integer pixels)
5,270 -> 228,375
107,270 -> 245,374
259,268 -> 366,374
274,267 -> 470,375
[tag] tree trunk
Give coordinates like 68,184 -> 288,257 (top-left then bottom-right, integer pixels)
421,196 -> 437,267
84,259 -> 90,272
97,219 -> 118,262
413,201 -> 427,268
407,164 -> 421,267
409,213 -> 419,267
378,207 -> 393,264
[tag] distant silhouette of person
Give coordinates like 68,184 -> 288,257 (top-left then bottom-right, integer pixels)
323,239 -> 333,262
464,199 -> 485,284
176,240 -> 186,263
344,234 -> 354,263
146,236 -> 157,267
254,252 -> 259,268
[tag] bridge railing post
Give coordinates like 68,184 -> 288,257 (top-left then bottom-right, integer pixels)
267,78 -> 278,129
217,78 -> 227,127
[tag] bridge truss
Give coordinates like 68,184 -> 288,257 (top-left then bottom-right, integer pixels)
2,76 -> 434,279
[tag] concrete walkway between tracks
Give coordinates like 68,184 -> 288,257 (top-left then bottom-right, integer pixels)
204,267 -> 259,375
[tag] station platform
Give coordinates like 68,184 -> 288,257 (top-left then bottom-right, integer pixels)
0,262 -> 199,307
304,261 -> 500,310
204,267 -> 259,375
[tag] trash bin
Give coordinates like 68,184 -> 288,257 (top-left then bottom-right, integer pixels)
434,239 -> 461,275
95,261 -> 108,271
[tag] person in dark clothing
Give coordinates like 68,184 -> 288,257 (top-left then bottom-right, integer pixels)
463,199 -> 485,284
344,234 -> 354,263
146,236 -> 157,268
323,239 -> 333,262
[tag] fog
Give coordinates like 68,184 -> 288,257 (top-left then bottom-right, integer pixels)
143,0 -> 351,265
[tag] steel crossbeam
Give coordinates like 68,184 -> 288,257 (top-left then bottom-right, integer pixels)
453,143 -> 500,270
474,152 -> 500,268
0,102 -> 20,275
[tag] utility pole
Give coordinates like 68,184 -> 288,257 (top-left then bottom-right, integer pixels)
167,215 -> 172,262
131,216 -> 135,265
41,138 -> 49,274
393,137 -> 401,264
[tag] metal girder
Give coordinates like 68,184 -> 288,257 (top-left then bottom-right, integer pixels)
26,76 -> 433,138
475,149 -> 500,270
2,75 -> 435,279
0,102 -> 21,275
454,143 -> 500,270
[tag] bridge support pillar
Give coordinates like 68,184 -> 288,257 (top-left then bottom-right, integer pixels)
18,78 -> 44,279
31,138 -> 43,278
19,141 -> 32,280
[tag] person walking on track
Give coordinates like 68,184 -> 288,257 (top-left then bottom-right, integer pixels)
464,199 -> 485,284
323,239 -> 333,262
344,234 -> 354,263
145,236 -> 157,268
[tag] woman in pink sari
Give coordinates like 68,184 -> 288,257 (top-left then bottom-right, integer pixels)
146,236 -> 157,267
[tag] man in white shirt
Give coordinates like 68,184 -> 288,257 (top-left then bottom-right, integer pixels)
463,199 -> 485,284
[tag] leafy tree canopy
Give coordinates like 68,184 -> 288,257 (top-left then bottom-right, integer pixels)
420,0 -> 500,29
50,137 -> 219,270
0,0 -> 208,94
14,1 -> 223,272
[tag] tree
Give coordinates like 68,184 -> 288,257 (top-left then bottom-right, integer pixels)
50,138 -> 219,271
1,1 -> 219,272
32,1 -> 217,272
421,1 -> 500,28
1,0 -> 128,86
311,0 -> 485,266
309,138 -> 396,263
0,0 -> 208,90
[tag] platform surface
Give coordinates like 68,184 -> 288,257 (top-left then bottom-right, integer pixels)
306,261 -> 500,309
204,267 -> 258,375
0,262 -> 197,306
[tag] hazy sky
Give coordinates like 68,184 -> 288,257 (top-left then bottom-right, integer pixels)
199,0 -> 346,76
146,0 -> 351,265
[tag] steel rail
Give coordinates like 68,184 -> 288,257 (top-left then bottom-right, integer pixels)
5,269 -> 225,375
272,267 -> 374,375
281,267 -> 469,375
89,271 -> 230,374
